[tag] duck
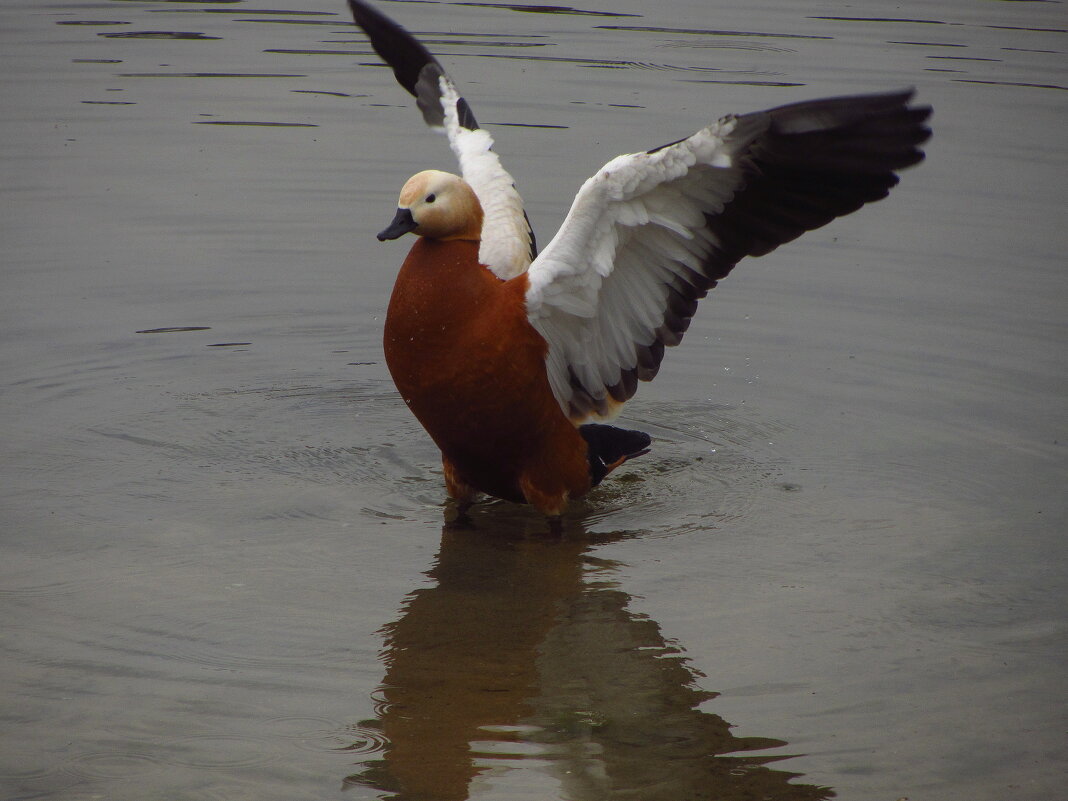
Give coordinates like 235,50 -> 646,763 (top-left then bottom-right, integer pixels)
347,0 -> 931,522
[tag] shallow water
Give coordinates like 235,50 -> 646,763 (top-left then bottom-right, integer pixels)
2,0 -> 1066,799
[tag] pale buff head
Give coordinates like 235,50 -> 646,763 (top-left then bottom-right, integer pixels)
377,170 -> 483,242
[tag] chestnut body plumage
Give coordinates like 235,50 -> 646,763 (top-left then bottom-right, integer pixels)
384,237 -> 594,514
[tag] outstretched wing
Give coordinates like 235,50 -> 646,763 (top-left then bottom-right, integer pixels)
347,0 -> 535,279
525,90 -> 932,421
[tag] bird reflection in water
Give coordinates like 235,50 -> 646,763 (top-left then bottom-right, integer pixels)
342,516 -> 832,800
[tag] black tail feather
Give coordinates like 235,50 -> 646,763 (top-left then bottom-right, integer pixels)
580,423 -> 651,487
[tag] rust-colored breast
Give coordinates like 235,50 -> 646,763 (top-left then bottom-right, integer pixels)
383,238 -> 589,506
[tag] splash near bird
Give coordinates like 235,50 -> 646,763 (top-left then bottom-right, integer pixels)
347,0 -> 930,522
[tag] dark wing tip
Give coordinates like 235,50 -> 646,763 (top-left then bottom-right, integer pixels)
766,87 -> 932,170
766,87 -> 928,131
703,87 -> 933,264
611,89 -> 932,407
348,0 -> 479,130
347,0 -> 434,97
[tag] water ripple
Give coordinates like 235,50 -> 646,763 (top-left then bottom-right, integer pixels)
954,77 -> 1067,91
117,71 -> 306,78
332,724 -> 390,756
659,40 -> 797,53
63,751 -> 162,780
0,751 -> 56,781
162,735 -> 274,769
455,2 -> 640,18
264,715 -> 354,754
597,24 -> 833,40
100,31 -> 221,40
369,687 -> 395,719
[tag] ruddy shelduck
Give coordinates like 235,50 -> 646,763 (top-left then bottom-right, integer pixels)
348,0 -> 931,521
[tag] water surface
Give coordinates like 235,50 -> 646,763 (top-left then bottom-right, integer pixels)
2,0 -> 1065,799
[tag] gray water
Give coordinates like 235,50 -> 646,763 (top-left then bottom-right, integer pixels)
2,0 -> 1066,799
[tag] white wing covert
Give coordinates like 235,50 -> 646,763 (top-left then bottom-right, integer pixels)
348,0 -> 536,279
525,90 -> 931,422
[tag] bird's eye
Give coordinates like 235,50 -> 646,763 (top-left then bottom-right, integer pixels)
425,193 -> 436,203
